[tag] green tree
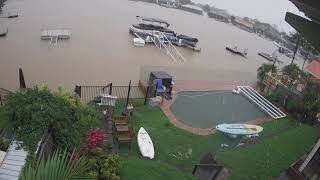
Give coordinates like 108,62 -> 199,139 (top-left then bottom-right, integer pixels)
0,86 -> 102,156
230,16 -> 235,22
202,4 -> 210,12
257,63 -> 278,82
303,80 -> 320,114
21,149 -> 90,180
88,148 -> 120,180
282,64 -> 302,83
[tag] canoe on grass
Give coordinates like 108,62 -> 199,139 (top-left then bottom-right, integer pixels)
137,127 -> 155,159
216,123 -> 263,135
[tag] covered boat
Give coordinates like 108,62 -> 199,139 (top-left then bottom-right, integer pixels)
258,52 -> 282,63
0,28 -> 8,37
177,34 -> 198,42
226,46 -> 247,57
129,16 -> 175,35
216,123 -> 263,135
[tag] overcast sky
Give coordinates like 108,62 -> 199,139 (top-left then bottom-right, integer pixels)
191,0 -> 306,32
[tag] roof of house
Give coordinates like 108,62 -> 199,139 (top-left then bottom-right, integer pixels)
181,4 -> 203,11
305,60 -> 320,79
208,11 -> 230,18
234,18 -> 254,28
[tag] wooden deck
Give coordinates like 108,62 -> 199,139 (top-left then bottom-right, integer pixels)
78,85 -> 146,104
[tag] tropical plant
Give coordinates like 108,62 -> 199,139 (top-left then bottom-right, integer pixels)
257,63 -> 278,82
0,137 -> 9,151
303,80 -> 320,114
20,149 -> 90,180
266,91 -> 282,104
0,86 -> 102,159
282,64 -> 302,83
202,4 -> 210,12
85,128 -> 107,152
88,148 -> 120,180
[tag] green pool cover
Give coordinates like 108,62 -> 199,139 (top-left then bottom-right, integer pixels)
170,91 -> 267,128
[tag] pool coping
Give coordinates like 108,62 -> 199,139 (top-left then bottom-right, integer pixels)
160,80 -> 273,136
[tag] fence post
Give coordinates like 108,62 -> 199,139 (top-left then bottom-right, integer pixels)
144,86 -> 150,105
0,95 -> 2,106
75,85 -> 81,97
126,80 -> 131,107
109,83 -> 112,95
19,68 -> 27,89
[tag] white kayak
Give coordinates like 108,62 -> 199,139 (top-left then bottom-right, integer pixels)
216,123 -> 263,135
137,127 -> 155,159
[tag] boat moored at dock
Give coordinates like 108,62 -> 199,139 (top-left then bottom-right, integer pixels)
226,46 -> 247,57
130,16 -> 200,51
0,28 -> 8,37
129,16 -> 174,35
258,52 -> 282,64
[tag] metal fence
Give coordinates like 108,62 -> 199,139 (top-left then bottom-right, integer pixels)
75,81 -> 152,107
0,88 -> 13,106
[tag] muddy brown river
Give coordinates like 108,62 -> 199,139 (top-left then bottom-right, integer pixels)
0,0 -> 306,91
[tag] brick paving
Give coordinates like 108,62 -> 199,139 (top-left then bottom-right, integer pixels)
160,80 -> 272,136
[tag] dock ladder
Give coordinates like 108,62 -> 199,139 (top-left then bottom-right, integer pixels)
150,31 -> 186,63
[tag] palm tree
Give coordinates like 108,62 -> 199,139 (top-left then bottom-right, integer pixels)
257,63 -> 278,82
20,150 -> 90,180
282,64 -> 302,83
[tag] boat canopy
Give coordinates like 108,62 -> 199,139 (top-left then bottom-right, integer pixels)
136,16 -> 170,27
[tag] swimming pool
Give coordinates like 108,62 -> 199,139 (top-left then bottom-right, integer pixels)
170,91 -> 267,129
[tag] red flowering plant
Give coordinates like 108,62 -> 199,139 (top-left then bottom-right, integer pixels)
85,128 -> 107,153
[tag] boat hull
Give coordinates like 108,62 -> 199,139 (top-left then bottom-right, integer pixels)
216,123 -> 263,135
137,127 -> 155,159
258,52 -> 276,62
226,47 -> 246,57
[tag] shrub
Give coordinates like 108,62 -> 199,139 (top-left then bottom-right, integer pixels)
88,148 -> 120,180
0,86 -> 103,161
266,91 -> 282,104
0,138 -> 9,151
21,149 -> 89,180
85,128 -> 107,152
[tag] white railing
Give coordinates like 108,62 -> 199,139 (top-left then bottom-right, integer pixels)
149,31 -> 186,63
238,86 -> 286,119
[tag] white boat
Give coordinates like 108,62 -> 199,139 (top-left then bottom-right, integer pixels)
137,127 -> 155,159
133,38 -> 145,47
232,88 -> 240,94
216,123 -> 263,135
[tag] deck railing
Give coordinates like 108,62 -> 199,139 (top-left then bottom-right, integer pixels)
76,81 -> 152,107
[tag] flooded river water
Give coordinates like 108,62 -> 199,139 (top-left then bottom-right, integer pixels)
0,0 -> 306,91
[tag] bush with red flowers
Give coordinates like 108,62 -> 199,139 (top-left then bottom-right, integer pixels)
85,128 -> 107,152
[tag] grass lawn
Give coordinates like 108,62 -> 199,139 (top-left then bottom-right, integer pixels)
115,106 -> 320,180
